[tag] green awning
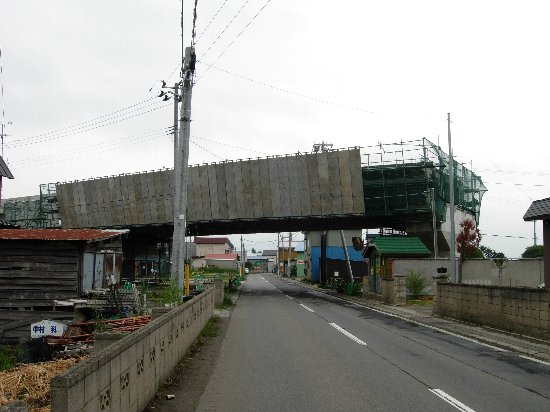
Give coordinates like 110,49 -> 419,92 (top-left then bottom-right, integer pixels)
366,237 -> 431,258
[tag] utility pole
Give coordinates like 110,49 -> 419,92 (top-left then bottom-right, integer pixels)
448,113 -> 456,282
277,232 -> 280,275
534,221 -> 537,246
340,230 -> 354,283
431,187 -> 438,258
172,0 -> 197,291
240,235 -> 245,275
287,232 -> 292,277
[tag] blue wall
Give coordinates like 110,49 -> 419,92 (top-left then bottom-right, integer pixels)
310,246 -> 363,282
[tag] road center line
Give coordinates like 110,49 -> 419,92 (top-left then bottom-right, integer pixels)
299,304 -> 315,313
429,389 -> 476,412
329,323 -> 367,346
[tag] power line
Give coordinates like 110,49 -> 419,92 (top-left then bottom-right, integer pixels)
10,127 -> 173,169
192,134 -> 269,155
196,0 -> 231,43
197,0 -> 274,82
190,139 -> 225,160
200,0 -> 252,59
7,102 -> 171,148
7,97 -> 158,146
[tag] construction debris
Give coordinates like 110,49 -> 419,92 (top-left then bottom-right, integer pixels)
0,357 -> 86,412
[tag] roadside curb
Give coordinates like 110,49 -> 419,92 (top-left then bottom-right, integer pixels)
277,276 -> 550,363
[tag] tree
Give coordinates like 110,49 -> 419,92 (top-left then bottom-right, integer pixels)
522,245 -> 544,258
251,248 -> 257,254
480,245 -> 506,269
456,219 -> 482,283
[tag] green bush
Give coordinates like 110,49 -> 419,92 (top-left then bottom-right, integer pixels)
405,271 -> 428,299
0,345 -> 20,371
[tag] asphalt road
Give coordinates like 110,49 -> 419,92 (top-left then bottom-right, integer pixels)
196,274 -> 550,412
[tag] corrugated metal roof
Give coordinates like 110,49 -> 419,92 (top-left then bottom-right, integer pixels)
524,197 -> 550,221
204,253 -> 238,261
0,228 -> 129,241
0,156 -> 14,179
366,237 -> 431,257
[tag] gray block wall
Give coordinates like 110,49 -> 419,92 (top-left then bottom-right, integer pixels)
50,288 -> 214,412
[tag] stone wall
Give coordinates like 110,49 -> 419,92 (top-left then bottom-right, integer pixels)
51,288 -> 214,412
434,283 -> 550,339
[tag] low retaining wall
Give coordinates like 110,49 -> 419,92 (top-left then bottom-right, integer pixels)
51,287 -> 214,412
434,283 -> 550,339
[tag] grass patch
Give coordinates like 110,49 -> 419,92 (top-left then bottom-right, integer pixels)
0,345 -> 21,371
200,316 -> 220,338
407,299 -> 433,306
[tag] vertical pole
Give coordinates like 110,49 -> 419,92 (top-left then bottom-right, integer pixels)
287,232 -> 292,277
240,235 -> 244,275
184,262 -> 190,296
173,46 -> 195,292
448,113 -> 457,282
431,187 -> 438,258
534,221 -> 537,246
340,230 -> 354,283
277,232 -> 280,275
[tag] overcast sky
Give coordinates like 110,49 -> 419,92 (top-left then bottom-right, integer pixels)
1,0 -> 549,258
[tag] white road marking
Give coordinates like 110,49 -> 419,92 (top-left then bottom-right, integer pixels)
364,306 -> 507,352
429,389 -> 476,412
285,295 -> 294,300
329,323 -> 367,346
519,355 -> 550,367
299,304 -> 315,313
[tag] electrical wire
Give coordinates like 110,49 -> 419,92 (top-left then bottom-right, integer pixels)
192,134 -> 269,155
190,139 -> 225,160
195,0 -> 230,43
6,102 -> 171,148
196,61 -> 385,116
10,127 -> 173,169
199,0 -> 251,59
6,97 -> 158,146
197,0 -> 273,82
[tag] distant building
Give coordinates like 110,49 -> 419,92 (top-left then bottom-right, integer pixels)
192,236 -> 235,268
204,253 -> 239,271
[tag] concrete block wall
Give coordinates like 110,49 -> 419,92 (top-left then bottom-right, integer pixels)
51,288 -> 214,412
434,284 -> 550,339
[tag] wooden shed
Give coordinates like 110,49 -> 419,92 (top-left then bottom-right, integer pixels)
0,229 -> 128,344
0,228 -> 128,309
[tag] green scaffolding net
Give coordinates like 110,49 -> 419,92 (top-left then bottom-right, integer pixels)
3,183 -> 60,228
361,138 -> 486,224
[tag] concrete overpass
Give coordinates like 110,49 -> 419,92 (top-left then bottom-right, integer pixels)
55,140 -> 486,254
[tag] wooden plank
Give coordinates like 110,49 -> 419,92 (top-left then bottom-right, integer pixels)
240,160 -> 254,218
327,150 -> 343,215
349,148 -> 365,214
140,173 -> 152,224
258,158 -> 273,217
207,164 -> 220,220
317,152 -> 331,215
198,165 -> 212,220
338,150 -> 354,214
224,162 -> 237,220
124,175 -> 137,225
249,159 -> 263,218
76,182 -> 87,227
215,163 -> 229,220
296,154 -> 311,216
105,177 -> 116,226
306,153 -> 321,216
146,172 -> 159,223
286,156 -> 302,216
268,158 -> 282,217
132,174 -> 145,224
233,161 -> 245,219
277,156 -> 291,217
152,171 -> 165,223
91,179 -> 103,227
189,165 -> 201,221
161,170 -> 173,224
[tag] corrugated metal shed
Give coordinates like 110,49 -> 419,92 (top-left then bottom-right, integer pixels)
523,197 -> 550,221
366,237 -> 431,258
0,228 -> 128,241
0,156 -> 13,179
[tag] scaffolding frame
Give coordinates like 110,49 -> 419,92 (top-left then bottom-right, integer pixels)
361,138 -> 486,224
3,183 -> 60,228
